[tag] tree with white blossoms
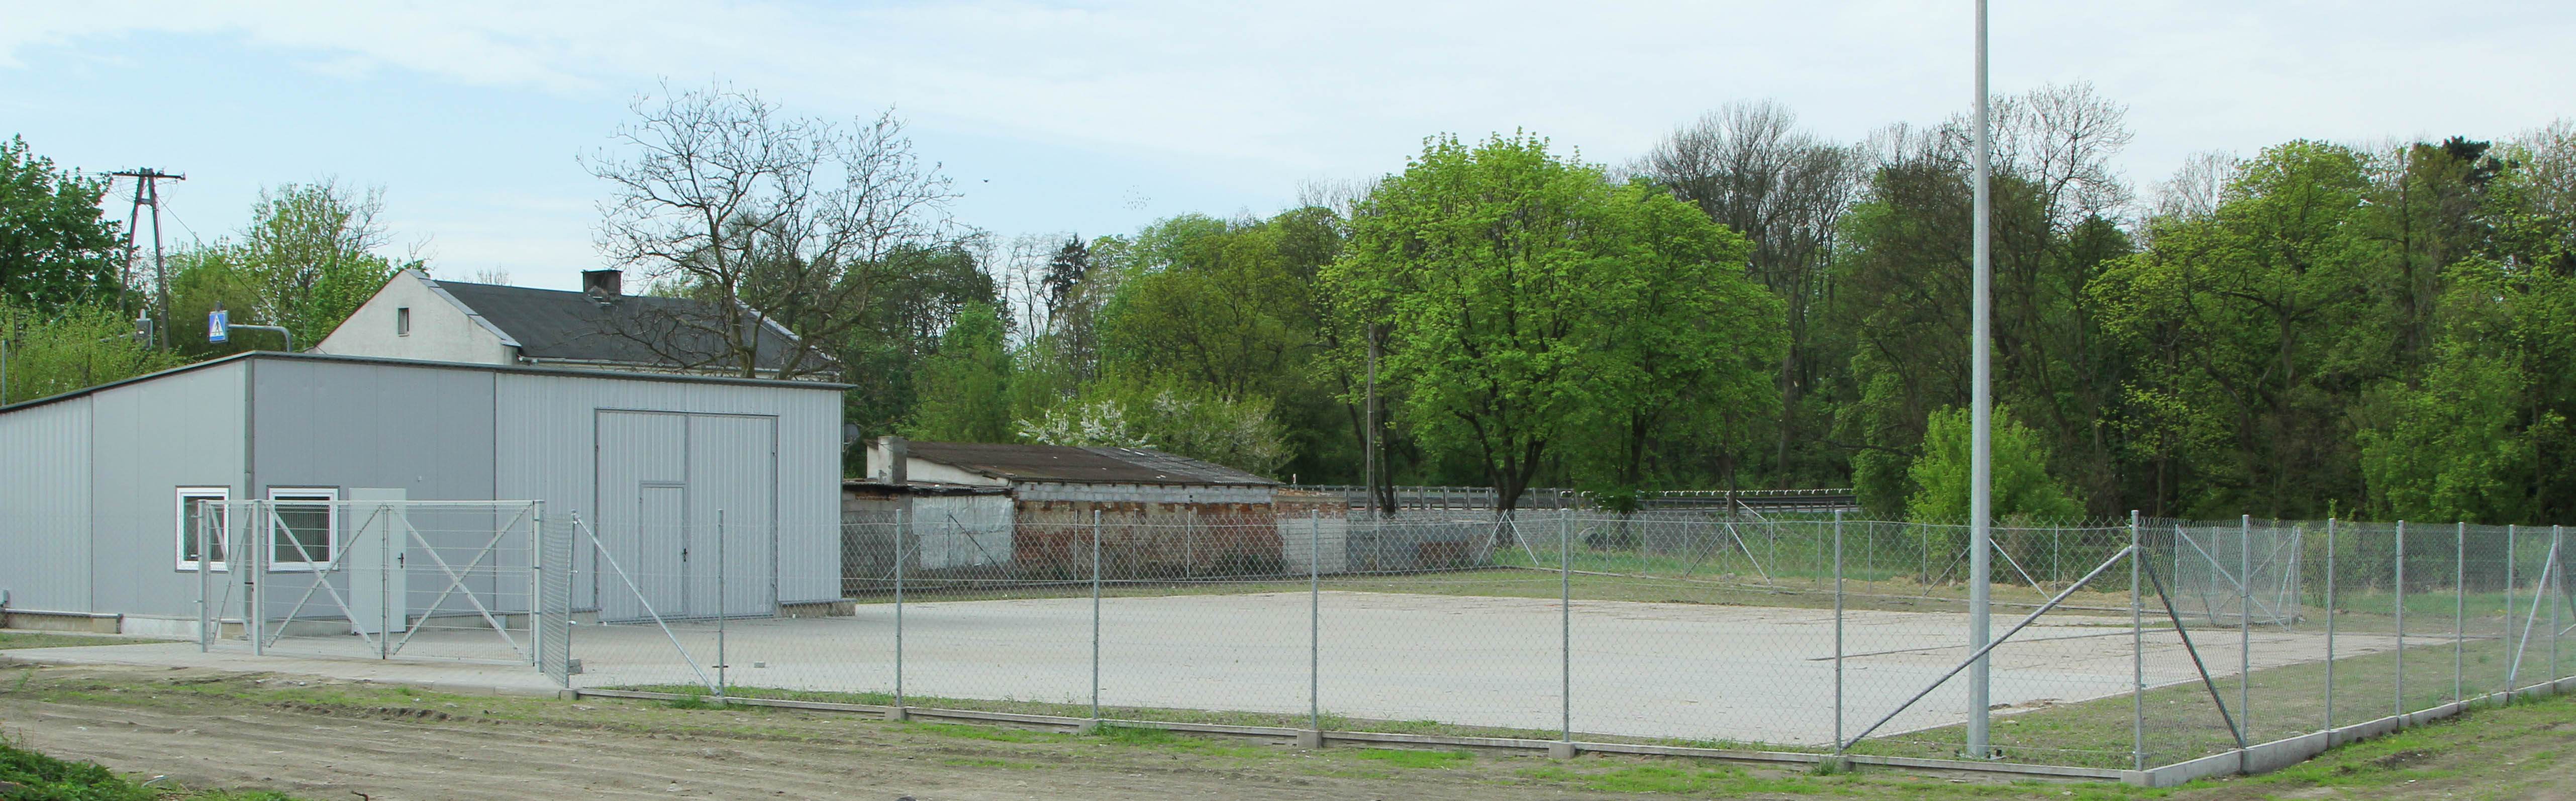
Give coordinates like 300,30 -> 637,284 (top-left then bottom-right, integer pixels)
1016,378 -> 1291,477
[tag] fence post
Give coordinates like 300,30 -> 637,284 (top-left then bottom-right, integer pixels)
717,508 -> 728,698
532,502 -> 547,668
2325,518 -> 2337,732
2504,524 -> 2517,699
2396,521 -> 2407,716
1311,508 -> 1323,740
2129,510 -> 2142,771
2239,515 -> 2252,743
249,500 -> 264,657
2455,522 -> 2465,704
2554,526 -> 2564,683
1559,507 -> 1572,753
1091,506 -> 1102,725
1835,509 -> 1848,757
894,503 -> 906,717
379,500 -> 392,661
767,510 -> 777,615
196,501 -> 212,652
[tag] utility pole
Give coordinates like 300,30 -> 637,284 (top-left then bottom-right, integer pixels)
1965,0 -> 1996,761
1366,325 -> 1383,514
110,168 -> 185,349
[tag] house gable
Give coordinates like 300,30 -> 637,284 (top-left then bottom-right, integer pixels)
314,270 -> 516,365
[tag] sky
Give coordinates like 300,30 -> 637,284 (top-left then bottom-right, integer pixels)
4,1 -> 2571,290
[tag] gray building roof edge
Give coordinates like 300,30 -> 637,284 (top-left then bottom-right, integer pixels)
0,350 -> 851,417
895,440 -> 1278,487
430,278 -> 841,374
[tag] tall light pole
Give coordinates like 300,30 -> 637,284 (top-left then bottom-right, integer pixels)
1966,0 -> 1996,760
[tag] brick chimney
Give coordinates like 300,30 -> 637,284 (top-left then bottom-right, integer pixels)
581,269 -> 623,301
875,436 -> 909,485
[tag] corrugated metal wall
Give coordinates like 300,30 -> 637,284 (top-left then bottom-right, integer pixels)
492,371 -> 840,614
87,362 -> 249,618
0,395 -> 98,613
1,356 -> 839,625
247,359 -> 506,621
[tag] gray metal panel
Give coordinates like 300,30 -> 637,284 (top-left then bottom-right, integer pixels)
0,396 -> 95,612
248,358 -> 500,499
689,413 -> 775,617
492,372 -> 842,612
84,360 -> 247,618
596,410 -> 687,621
248,359 -> 502,619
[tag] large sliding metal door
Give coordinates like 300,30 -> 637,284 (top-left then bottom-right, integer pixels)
596,410 -> 777,622
685,414 -> 775,619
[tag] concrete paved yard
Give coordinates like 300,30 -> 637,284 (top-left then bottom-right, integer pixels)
9,591 -> 2401,746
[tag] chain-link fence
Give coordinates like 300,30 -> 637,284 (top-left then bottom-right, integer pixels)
194,499 -> 546,667
183,498 -> 2567,783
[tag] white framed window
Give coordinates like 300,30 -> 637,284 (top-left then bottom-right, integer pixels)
174,487 -> 230,571
266,487 -> 339,570
396,306 -> 411,336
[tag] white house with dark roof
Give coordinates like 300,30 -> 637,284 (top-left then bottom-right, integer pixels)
315,268 -> 837,379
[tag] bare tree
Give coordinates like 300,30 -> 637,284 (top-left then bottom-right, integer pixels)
1637,100 -> 1861,486
2151,150 -> 2238,224
584,81 -> 967,379
983,232 -> 1064,344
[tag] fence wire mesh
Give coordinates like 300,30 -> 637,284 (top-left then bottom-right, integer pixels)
195,499 -> 543,667
178,497 -> 2573,774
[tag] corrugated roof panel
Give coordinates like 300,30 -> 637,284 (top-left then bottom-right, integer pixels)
901,441 -> 1275,486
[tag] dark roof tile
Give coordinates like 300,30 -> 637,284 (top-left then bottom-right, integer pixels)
436,279 -> 826,374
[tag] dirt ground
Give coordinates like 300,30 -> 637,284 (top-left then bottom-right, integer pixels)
2,661 -> 2573,800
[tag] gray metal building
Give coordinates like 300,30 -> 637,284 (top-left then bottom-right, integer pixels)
0,351 -> 844,636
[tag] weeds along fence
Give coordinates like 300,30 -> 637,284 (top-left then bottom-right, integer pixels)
520,508 -> 2569,784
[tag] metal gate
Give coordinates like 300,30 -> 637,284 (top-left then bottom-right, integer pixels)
196,498 -> 550,666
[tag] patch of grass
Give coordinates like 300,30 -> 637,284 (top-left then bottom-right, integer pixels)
1348,747 -> 1472,768
661,694 -> 725,711
2,733 -> 302,799
1516,763 -> 1782,794
901,722 -> 1068,743
936,756 -> 1041,769
1080,723 -> 1272,758
1300,766 -> 1399,779
614,683 -> 1589,743
1852,634 -> 2557,769
1087,722 -> 1181,745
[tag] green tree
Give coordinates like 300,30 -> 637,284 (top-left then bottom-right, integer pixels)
1905,405 -> 2085,524
1097,214 -> 1311,402
905,302 -> 1015,443
1329,132 -> 1782,510
1579,180 -> 1784,491
0,136 -> 124,312
0,302 -> 182,404
236,181 -> 406,346
2358,259 -> 2573,523
2092,141 -> 2378,518
834,243 -> 998,446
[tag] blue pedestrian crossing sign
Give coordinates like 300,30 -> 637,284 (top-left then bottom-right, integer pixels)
208,310 -> 228,343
